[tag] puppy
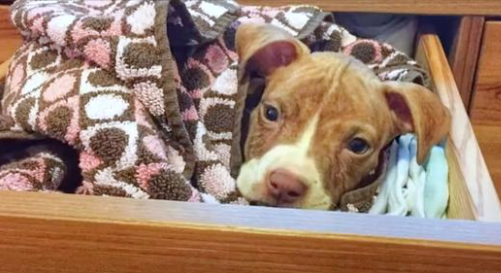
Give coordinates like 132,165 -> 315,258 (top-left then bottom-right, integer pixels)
235,24 -> 451,210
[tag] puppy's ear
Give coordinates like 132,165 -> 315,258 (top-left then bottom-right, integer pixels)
236,23 -> 309,78
383,82 -> 451,164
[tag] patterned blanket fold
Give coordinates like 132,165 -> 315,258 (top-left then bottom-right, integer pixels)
0,0 -> 431,211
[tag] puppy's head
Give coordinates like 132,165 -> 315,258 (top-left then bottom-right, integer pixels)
235,23 -> 451,210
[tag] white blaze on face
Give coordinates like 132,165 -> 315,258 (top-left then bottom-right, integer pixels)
237,114 -> 332,210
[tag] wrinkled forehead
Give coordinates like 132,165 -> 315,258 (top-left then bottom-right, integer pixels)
265,53 -> 383,113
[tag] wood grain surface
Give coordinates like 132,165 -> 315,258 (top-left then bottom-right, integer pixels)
0,191 -> 501,273
474,124 -> 501,200
238,0 -> 501,16
0,6 -> 21,63
448,16 -> 485,110
416,34 -> 501,222
444,137 -> 476,220
471,22 -> 501,125
470,22 -> 501,197
0,56 -> 10,81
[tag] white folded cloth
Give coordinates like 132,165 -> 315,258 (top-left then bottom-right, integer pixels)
369,134 -> 449,218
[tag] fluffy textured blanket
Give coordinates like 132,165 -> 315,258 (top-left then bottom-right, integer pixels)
0,0 -> 436,212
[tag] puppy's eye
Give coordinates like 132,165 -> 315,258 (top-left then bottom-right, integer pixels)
264,105 -> 279,122
348,138 -> 370,154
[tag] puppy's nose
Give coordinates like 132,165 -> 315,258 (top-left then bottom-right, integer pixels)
267,169 -> 307,205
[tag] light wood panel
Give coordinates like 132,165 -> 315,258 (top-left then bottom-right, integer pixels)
474,125 -> 501,199
0,191 -> 501,273
238,0 -> 501,16
0,6 -> 21,63
416,34 -> 501,222
0,56 -> 10,81
444,137 -> 476,220
448,16 -> 485,110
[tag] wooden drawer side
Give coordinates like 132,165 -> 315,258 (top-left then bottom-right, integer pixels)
416,34 -> 501,221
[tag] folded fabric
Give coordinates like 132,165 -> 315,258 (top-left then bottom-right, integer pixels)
369,134 -> 449,218
0,0 -> 438,213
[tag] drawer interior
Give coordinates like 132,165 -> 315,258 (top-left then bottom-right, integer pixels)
0,7 -> 499,222
0,3 -> 501,271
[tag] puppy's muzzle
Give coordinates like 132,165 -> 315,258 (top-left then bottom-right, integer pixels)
266,168 -> 308,206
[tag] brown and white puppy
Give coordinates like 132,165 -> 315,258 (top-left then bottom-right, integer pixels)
235,23 -> 451,210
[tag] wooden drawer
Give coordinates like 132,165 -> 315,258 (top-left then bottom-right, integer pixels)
1,4 -> 501,273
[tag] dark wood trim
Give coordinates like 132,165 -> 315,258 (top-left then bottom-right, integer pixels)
238,0 -> 501,16
448,16 -> 485,111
